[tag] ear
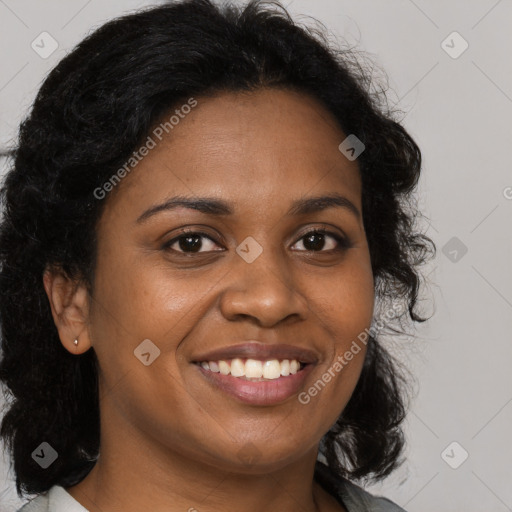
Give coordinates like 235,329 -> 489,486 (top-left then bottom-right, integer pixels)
43,265 -> 92,355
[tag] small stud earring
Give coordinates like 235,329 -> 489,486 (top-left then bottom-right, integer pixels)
73,338 -> 78,346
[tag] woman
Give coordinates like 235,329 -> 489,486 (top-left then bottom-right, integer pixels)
0,0 -> 435,510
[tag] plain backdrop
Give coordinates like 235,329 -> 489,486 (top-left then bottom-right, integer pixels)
0,1 -> 511,511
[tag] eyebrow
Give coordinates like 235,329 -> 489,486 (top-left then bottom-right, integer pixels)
135,193 -> 360,224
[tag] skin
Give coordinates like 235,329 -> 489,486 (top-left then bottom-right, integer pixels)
43,87 -> 375,512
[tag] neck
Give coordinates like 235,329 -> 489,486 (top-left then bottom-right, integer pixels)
65,419 -> 335,512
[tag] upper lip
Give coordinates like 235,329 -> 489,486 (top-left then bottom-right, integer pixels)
192,342 -> 319,364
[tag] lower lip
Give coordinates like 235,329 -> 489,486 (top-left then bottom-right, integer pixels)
195,363 -> 315,405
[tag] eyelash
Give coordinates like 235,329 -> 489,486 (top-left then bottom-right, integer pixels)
162,228 -> 351,255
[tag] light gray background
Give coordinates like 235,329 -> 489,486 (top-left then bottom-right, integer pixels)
0,1 -> 511,511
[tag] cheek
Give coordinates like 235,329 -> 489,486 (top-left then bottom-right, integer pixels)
305,253 -> 374,394
311,253 -> 374,345
89,251 -> 214,440
92,245 -> 206,337
89,246 -> 226,394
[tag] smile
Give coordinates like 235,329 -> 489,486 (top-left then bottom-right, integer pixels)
196,357 -> 305,380
194,358 -> 315,405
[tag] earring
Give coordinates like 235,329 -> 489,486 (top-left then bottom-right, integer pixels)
73,337 -> 78,346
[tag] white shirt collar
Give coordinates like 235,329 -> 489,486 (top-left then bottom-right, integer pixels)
48,486 -> 89,511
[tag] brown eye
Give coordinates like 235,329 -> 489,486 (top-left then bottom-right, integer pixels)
292,229 -> 350,252
163,231 -> 223,254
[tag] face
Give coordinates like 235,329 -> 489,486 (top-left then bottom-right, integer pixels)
85,87 -> 374,473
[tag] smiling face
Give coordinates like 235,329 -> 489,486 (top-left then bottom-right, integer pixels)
84,87 -> 375,473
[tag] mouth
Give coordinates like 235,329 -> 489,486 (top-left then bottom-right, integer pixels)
193,357 -> 309,381
192,355 -> 315,406
190,341 -> 319,405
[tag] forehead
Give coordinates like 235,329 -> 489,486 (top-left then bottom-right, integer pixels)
102,88 -> 362,222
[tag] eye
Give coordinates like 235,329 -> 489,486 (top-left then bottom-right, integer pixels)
162,227 -> 351,255
162,230 -> 223,254
291,229 -> 350,252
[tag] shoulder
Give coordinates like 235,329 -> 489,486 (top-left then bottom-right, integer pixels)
341,478 -> 407,512
15,485 -> 88,512
16,492 -> 49,512
314,461 -> 408,512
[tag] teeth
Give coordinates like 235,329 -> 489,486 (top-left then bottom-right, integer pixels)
208,361 -> 219,372
263,360 -> 281,379
198,358 -> 304,380
219,360 -> 230,375
230,358 -> 245,377
245,359 -> 263,378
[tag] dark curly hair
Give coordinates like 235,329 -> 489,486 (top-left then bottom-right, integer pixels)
0,0 -> 435,499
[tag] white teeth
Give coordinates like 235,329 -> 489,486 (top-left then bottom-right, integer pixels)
208,361 -> 220,372
263,360 -> 281,379
218,360 -> 230,375
198,358 -> 304,380
230,358 -> 245,377
245,359 -> 263,378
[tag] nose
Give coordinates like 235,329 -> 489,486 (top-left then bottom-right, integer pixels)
218,247 -> 309,327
